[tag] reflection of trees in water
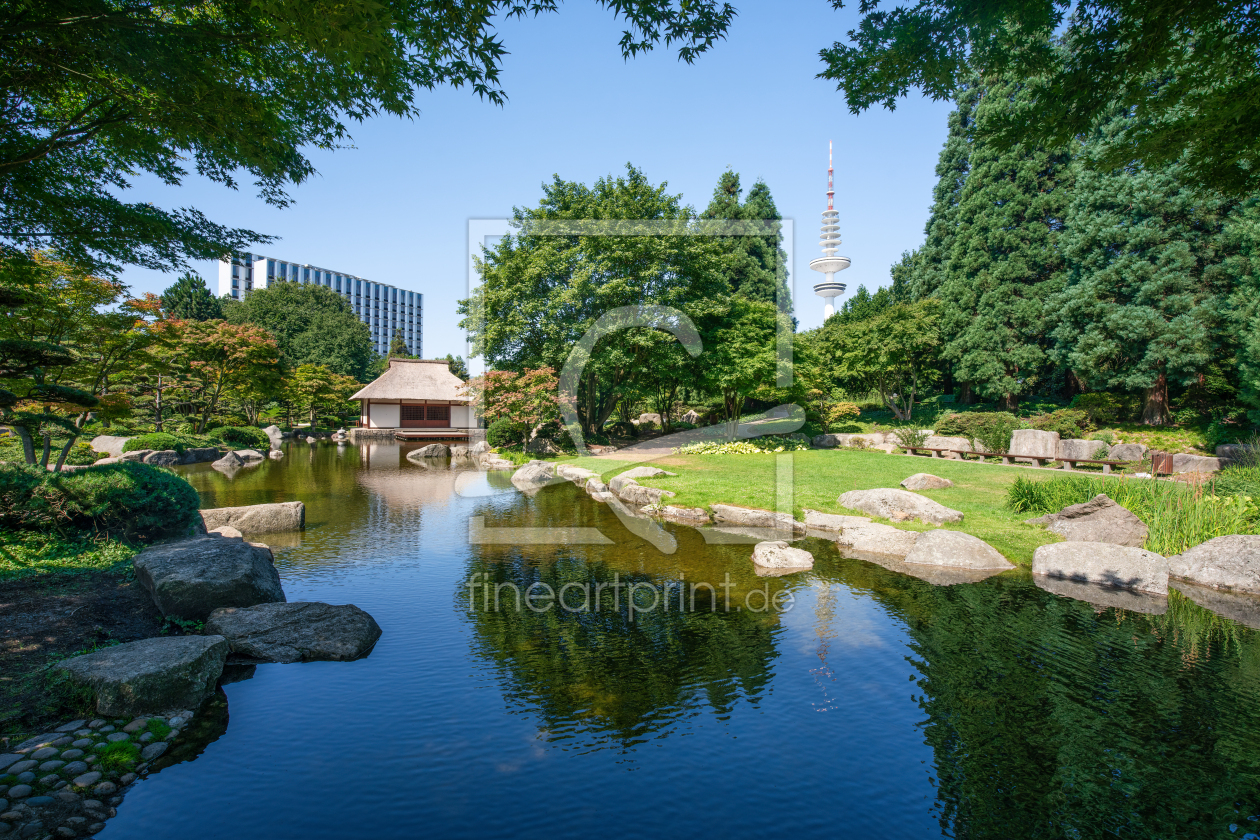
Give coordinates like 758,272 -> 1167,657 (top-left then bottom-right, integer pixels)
827,557 -> 1260,839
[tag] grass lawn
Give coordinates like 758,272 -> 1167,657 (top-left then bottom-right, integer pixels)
596,449 -> 1064,565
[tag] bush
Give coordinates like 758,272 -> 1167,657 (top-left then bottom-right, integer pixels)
1070,392 -> 1141,426
1028,408 -> 1092,439
935,411 -> 1023,453
0,462 -> 202,543
674,435 -> 810,455
206,425 -> 271,450
123,432 -> 190,454
486,417 -> 525,448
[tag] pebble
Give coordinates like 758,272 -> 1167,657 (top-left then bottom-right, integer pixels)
36,762 -> 62,774
57,752 -> 81,763
59,764 -> 86,778
51,736 -> 73,747
86,722 -> 103,731
0,812 -> 16,821
53,794 -> 76,805
52,780 -> 66,790
24,797 -> 53,807
5,788 -> 29,801
84,757 -> 96,765
92,782 -> 116,796
167,729 -> 180,741
5,763 -> 34,777
70,773 -> 99,789
139,743 -> 167,762
72,732 -> 90,739
63,818 -> 85,827
53,722 -> 84,734
0,758 -> 19,774
56,827 -> 75,838
36,775 -> 59,787
118,774 -> 135,787
88,824 -> 105,834
168,716 -> 186,728
104,734 -> 128,744
138,733 -> 154,743
121,720 -> 147,734
69,742 -> 90,751
80,802 -> 102,812
13,775 -> 32,786
97,727 -> 114,734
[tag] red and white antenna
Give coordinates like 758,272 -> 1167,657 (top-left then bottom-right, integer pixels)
810,139 -> 850,320
827,140 -> 834,211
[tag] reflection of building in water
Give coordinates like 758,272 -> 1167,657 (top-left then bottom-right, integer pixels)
354,443 -> 473,509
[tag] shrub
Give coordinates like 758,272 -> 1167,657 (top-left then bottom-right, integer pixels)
1090,430 -> 1116,446
206,425 -> 270,450
937,411 -> 1024,453
1070,392 -> 1141,426
0,462 -> 202,543
486,417 -> 525,448
1028,408 -> 1092,439
674,435 -> 810,455
671,422 -> 697,431
123,432 -> 189,454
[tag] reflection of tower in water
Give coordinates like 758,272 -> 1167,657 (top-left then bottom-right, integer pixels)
810,580 -> 840,712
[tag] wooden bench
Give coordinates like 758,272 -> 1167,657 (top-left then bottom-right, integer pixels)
1053,457 -> 1129,474
905,446 -> 988,461
906,446 -> 1131,471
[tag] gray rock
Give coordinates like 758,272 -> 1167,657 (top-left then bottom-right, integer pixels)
200,502 -> 305,534
616,482 -> 676,507
180,447 -> 222,465
1167,535 -> 1260,595
140,449 -> 180,467
14,772 -> 33,783
835,522 -> 919,561
55,636 -> 228,717
586,479 -> 608,496
6,762 -> 35,775
60,763 -> 87,777
58,751 -> 82,761
751,541 -> 814,571
524,437 -> 562,455
93,781 -> 117,796
837,488 -> 964,526
6,786 -> 30,800
36,761 -> 62,773
211,451 -> 244,469
801,510 -> 872,533
87,721 -> 104,729
104,733 -> 128,743
121,719 -> 146,733
205,602 -> 382,664
69,741 -> 89,750
1025,494 -> 1149,548
900,473 -> 953,490
1217,443 -> 1257,464
469,440 -> 490,456
710,504 -> 805,535
263,425 -> 284,448
509,461 -> 558,495
132,533 -> 285,621
1172,581 -> 1260,629
119,449 -> 151,463
920,435 -> 974,456
658,505 -> 711,524
1057,438 -> 1110,462
70,773 -> 100,788
0,756 -> 20,773
53,721 -> 85,734
1009,429 -> 1059,463
556,464 -> 600,486
1108,443 -> 1148,462
903,530 -> 1013,570
89,436 -> 130,458
681,409 -> 702,424
234,449 -> 265,462
1172,453 -> 1222,474
139,743 -> 168,762
608,467 -> 676,495
305,436 -> 317,443
636,413 -> 662,427
208,526 -> 243,539
1032,542 -> 1168,594
119,773 -> 136,786
406,443 -> 450,460
268,449 -> 284,460
449,444 -> 470,458
29,749 -> 56,762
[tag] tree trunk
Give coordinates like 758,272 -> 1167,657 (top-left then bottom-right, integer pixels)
53,436 -> 77,472
39,434 -> 52,469
958,383 -> 977,404
14,426 -> 36,465
154,375 -> 164,432
1141,372 -> 1171,426
1001,393 -> 1019,412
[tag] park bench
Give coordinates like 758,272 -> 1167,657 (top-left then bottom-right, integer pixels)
906,446 -> 1131,472
1053,457 -> 1130,474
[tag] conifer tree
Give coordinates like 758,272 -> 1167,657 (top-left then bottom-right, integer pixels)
160,271 -> 223,321
700,170 -> 791,312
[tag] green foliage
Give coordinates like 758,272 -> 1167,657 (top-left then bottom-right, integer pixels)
0,462 -> 201,542
1070,392 -> 1141,426
123,432 -> 191,454
145,718 -> 172,741
1007,474 -> 1259,556
206,425 -> 270,450
1027,408 -> 1091,440
161,272 -> 223,321
0,530 -> 136,581
1215,466 -> 1260,499
698,170 -> 791,311
444,354 -> 468,380
486,417 -> 524,449
96,740 -> 141,773
673,435 -> 809,455
934,411 -> 1023,453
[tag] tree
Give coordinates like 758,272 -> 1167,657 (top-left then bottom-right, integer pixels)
698,297 -> 783,436
817,299 -> 942,421
224,281 -> 374,380
934,78 -> 1073,410
1,1 -> 735,274
818,1 -> 1260,194
444,354 -> 469,380
387,328 -> 412,359
463,367 -> 560,448
152,319 -> 280,433
161,272 -> 223,321
286,363 -> 358,427
699,171 -> 791,312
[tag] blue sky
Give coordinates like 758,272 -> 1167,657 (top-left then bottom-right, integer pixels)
120,0 -> 954,359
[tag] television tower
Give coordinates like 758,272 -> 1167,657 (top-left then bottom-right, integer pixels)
810,141 -> 850,319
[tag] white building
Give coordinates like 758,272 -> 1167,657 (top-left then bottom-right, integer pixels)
218,253 -> 422,357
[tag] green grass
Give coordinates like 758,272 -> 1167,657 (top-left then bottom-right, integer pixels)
0,531 -> 137,581
1006,473 -> 1259,556
96,739 -> 141,772
145,718 -> 172,740
608,449 -> 1062,564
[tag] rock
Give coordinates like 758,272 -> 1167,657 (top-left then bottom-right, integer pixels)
1167,535 -> 1260,594
751,541 -> 814,571
1172,453 -> 1222,474
88,721 -> 104,729
1024,494 -> 1149,547
205,602 -> 382,664
179,447 -> 221,465
89,436 -> 130,458
608,466 -> 676,495
658,505 -> 710,524
5,761 -> 34,775
55,636 -> 228,717
449,445 -> 470,458
1009,429 -> 1059,464
58,750 -> 82,761
1032,542 -> 1168,594
233,449 -> 265,462
919,435 -> 974,457
304,435 -> 316,443
263,425 -> 284,448
837,488 -> 964,526
681,410 -> 702,424
524,437 -> 562,455
801,510 -> 872,533
119,449 -> 151,462
556,464 -> 600,486
104,733 -> 128,743
1057,439 -> 1109,462
268,449 -> 284,460
1217,443 -> 1257,464
636,413 -> 662,428
91,456 -> 122,466
29,749 -> 56,762
61,763 -> 87,777
54,721 -> 84,734
1172,581 -> 1260,630
140,742 -> 168,762
70,773 -> 100,789
616,482 -> 676,507
6,787 -> 30,801
900,473 -> 953,490
211,451 -> 244,469
200,502 -> 305,534
36,761 -> 63,773
903,530 -> 1014,570
835,522 -> 920,560
1108,443 -> 1148,462
69,740 -> 89,749
470,441 -> 490,456
510,461 -> 559,495
481,457 -> 515,471
209,526 -> 243,539
710,504 -> 805,535
586,479 -> 608,496
407,443 -> 449,460
0,756 -> 20,773
93,781 -> 117,796
132,533 -> 285,621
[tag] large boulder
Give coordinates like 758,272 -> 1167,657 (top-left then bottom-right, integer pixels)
510,460 -> 559,495
269,449 -> 285,460
143,449 -> 181,467
133,533 -> 286,621
200,501 -> 305,534
835,522 -> 919,560
234,449 -> 266,462
449,444 -> 470,459
609,466 -> 676,495
1108,443 -> 1148,462
837,488 -> 964,525
1167,535 -> 1260,595
1032,542 -> 1168,594
802,509 -> 872,533
659,505 -> 710,524
1024,494 -> 1148,548
1217,443 -> 1257,464
681,409 -> 702,424
1009,429 -> 1060,464
1172,453 -> 1222,474
711,503 -> 805,535
205,602 -> 382,664
636,413 -> 663,428
407,443 -> 450,460
263,425 -> 284,448
120,449 -> 152,463
469,440 -> 491,456
1057,439 -> 1109,462
921,435 -> 972,456
180,447 -> 222,465
90,435 -> 131,458
616,482 -> 676,507
556,464 -> 600,486
751,541 -> 814,571
212,451 -> 244,470
903,530 -> 1014,570
901,473 -> 953,490
54,636 -> 229,717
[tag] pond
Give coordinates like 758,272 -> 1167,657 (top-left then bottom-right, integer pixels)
101,441 -> 1260,839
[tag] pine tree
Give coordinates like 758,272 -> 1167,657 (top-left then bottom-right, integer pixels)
700,170 -> 791,312
444,353 -> 468,380
388,328 -> 410,358
936,77 -> 1074,410
160,271 -> 223,321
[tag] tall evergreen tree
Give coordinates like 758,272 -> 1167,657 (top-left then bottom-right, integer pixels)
160,271 -> 222,321
700,170 -> 791,312
936,78 -> 1074,410
1052,114 -> 1242,425
388,328 -> 411,359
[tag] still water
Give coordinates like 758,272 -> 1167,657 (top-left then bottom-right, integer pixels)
102,442 -> 1260,839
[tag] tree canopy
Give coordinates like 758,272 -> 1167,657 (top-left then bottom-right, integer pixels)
161,272 -> 223,321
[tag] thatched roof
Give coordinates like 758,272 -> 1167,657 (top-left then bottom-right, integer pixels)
350,359 -> 469,402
